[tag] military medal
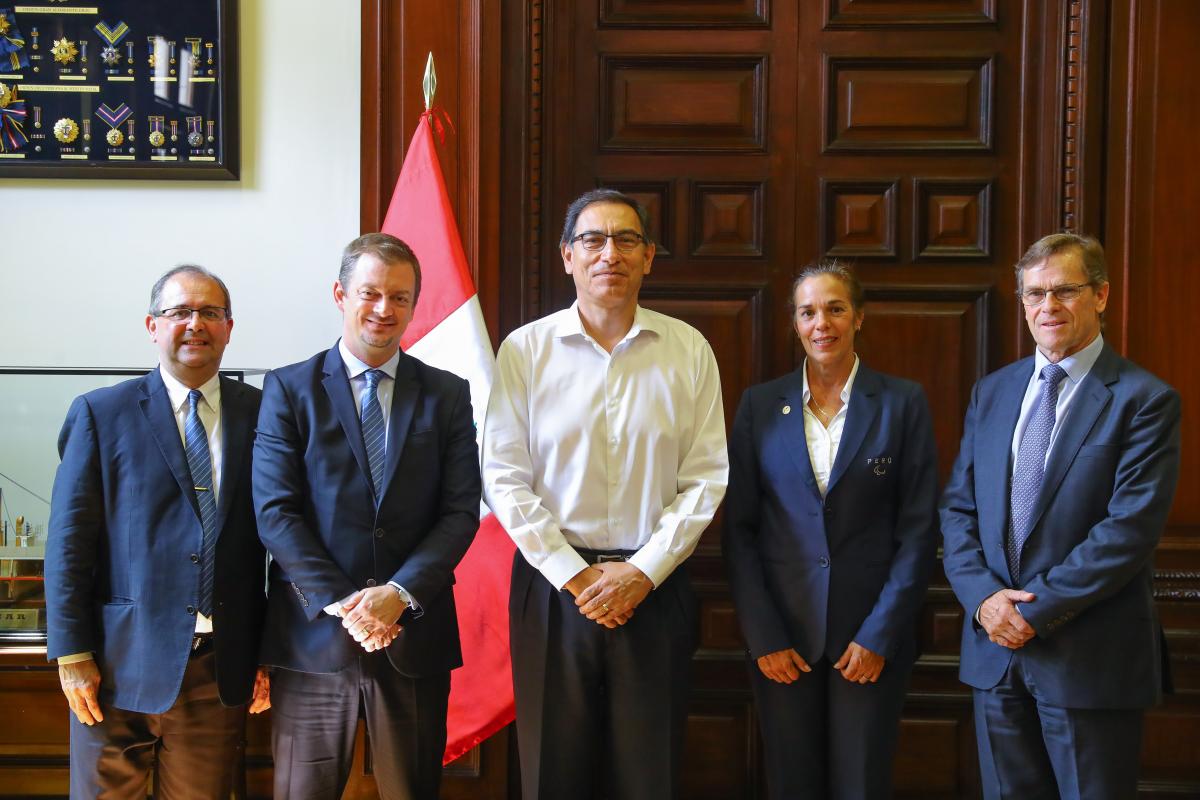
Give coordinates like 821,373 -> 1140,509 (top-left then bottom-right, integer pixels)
148,115 -> 165,147
0,83 -> 29,154
53,116 -> 78,143
94,20 -> 130,69
50,37 -> 77,65
80,118 -> 90,141
169,119 -> 178,142
186,115 -> 202,147
32,105 -> 40,128
206,119 -> 215,142
29,26 -> 37,50
0,9 -> 30,74
146,37 -> 157,68
95,102 -> 131,148
185,37 -> 201,75
125,117 -> 134,141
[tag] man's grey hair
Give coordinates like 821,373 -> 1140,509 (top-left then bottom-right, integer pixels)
148,265 -> 232,318
339,233 -> 422,305
559,188 -> 654,247
1015,232 -> 1108,292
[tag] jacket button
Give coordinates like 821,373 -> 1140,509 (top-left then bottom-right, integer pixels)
818,557 -> 830,568
366,579 -> 377,587
374,528 -> 384,538
186,605 -> 196,615
190,553 -> 200,564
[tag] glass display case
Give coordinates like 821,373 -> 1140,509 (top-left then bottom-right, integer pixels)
0,367 -> 261,648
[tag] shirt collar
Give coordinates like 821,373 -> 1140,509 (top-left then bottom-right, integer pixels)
1033,332 -> 1104,386
338,338 -> 400,381
159,367 -> 221,414
555,301 -> 662,344
801,354 -> 861,406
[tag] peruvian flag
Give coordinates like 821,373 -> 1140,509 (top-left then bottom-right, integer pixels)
381,111 -> 516,764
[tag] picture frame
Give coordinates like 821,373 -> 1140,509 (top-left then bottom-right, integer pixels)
0,0 -> 238,180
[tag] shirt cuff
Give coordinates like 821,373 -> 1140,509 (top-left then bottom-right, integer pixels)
627,550 -> 671,589
57,652 -> 94,665
538,544 -> 593,591
387,581 -> 421,616
323,591 -> 358,616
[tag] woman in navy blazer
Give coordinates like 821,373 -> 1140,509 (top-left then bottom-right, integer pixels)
725,262 -> 939,799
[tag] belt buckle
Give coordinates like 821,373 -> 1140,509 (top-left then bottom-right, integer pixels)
596,554 -> 625,563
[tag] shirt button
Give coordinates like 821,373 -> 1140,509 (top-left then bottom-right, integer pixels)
190,553 -> 200,564
186,605 -> 196,615
818,557 -> 830,568
366,579 -> 377,587
374,528 -> 385,538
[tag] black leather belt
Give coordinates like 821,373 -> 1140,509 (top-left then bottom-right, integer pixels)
578,549 -> 634,565
190,632 -> 214,654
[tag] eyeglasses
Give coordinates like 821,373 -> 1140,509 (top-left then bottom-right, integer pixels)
1017,282 -> 1093,307
155,306 -> 231,323
571,231 -> 647,252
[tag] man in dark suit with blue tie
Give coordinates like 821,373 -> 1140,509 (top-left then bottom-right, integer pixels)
941,233 -> 1181,799
45,265 -> 270,799
253,233 -> 481,799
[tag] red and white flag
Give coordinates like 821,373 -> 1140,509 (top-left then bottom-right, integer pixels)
381,111 -> 516,764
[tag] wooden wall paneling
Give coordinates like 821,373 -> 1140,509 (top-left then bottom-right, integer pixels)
824,56 -> 995,152
0,655 -> 69,796
825,0 -> 998,29
913,178 -> 993,260
820,178 -> 900,259
690,182 -> 766,259
601,0 -> 770,28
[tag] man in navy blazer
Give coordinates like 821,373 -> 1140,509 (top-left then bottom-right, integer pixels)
253,233 -> 480,799
941,233 -> 1181,799
45,265 -> 269,799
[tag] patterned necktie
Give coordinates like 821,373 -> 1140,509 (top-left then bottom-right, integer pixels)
361,369 -> 387,500
185,389 -> 218,616
1007,363 -> 1068,583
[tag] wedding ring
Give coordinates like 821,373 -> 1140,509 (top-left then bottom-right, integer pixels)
602,603 -> 610,612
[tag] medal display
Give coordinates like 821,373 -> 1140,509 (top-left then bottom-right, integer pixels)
0,1 -> 234,177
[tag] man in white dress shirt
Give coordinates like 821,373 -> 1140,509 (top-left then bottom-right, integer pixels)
482,189 -> 729,800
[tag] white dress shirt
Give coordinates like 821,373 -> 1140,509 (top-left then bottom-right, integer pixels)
801,356 -> 860,497
160,367 -> 223,635
1009,333 -> 1105,470
321,340 -> 416,615
481,303 -> 729,590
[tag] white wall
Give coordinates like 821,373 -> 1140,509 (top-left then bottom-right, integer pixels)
0,0 -> 360,372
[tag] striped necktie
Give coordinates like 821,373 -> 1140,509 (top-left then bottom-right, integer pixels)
361,369 -> 387,500
1007,363 -> 1068,583
185,389 -> 218,616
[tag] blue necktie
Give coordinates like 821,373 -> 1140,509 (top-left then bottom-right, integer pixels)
1007,363 -> 1068,583
185,389 -> 218,616
361,369 -> 387,500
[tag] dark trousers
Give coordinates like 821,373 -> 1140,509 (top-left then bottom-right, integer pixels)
973,654 -> 1144,800
68,644 -> 246,800
509,553 -> 698,800
269,653 -> 450,800
748,652 -> 913,800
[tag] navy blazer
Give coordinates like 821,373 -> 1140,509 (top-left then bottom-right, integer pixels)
253,344 -> 481,677
45,370 -> 266,714
940,344 -> 1181,708
725,363 -> 939,665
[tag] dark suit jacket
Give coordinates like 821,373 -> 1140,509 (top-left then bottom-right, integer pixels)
253,344 -> 480,677
940,344 -> 1181,708
725,364 -> 939,666
44,370 -> 266,715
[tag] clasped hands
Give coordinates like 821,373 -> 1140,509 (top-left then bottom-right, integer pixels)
757,641 -> 885,685
335,585 -> 406,652
978,588 -> 1037,649
567,561 -> 653,629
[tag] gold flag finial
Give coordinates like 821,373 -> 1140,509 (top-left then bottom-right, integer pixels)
423,52 -> 437,111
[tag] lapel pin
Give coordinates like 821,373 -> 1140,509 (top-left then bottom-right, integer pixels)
782,405 -> 791,415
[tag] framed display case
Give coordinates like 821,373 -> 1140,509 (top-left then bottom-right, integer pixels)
0,0 -> 238,179
0,367 -> 261,650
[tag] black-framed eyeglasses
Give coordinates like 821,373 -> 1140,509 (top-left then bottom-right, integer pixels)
1017,282 -> 1093,307
571,231 -> 647,253
155,306 -> 231,323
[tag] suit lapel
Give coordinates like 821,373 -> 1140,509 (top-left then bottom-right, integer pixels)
138,369 -> 201,518
981,359 -> 1033,530
1027,346 -> 1117,534
321,346 -> 374,490
380,353 -> 419,498
826,365 -> 880,494
778,370 -> 822,499
214,377 -> 250,535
